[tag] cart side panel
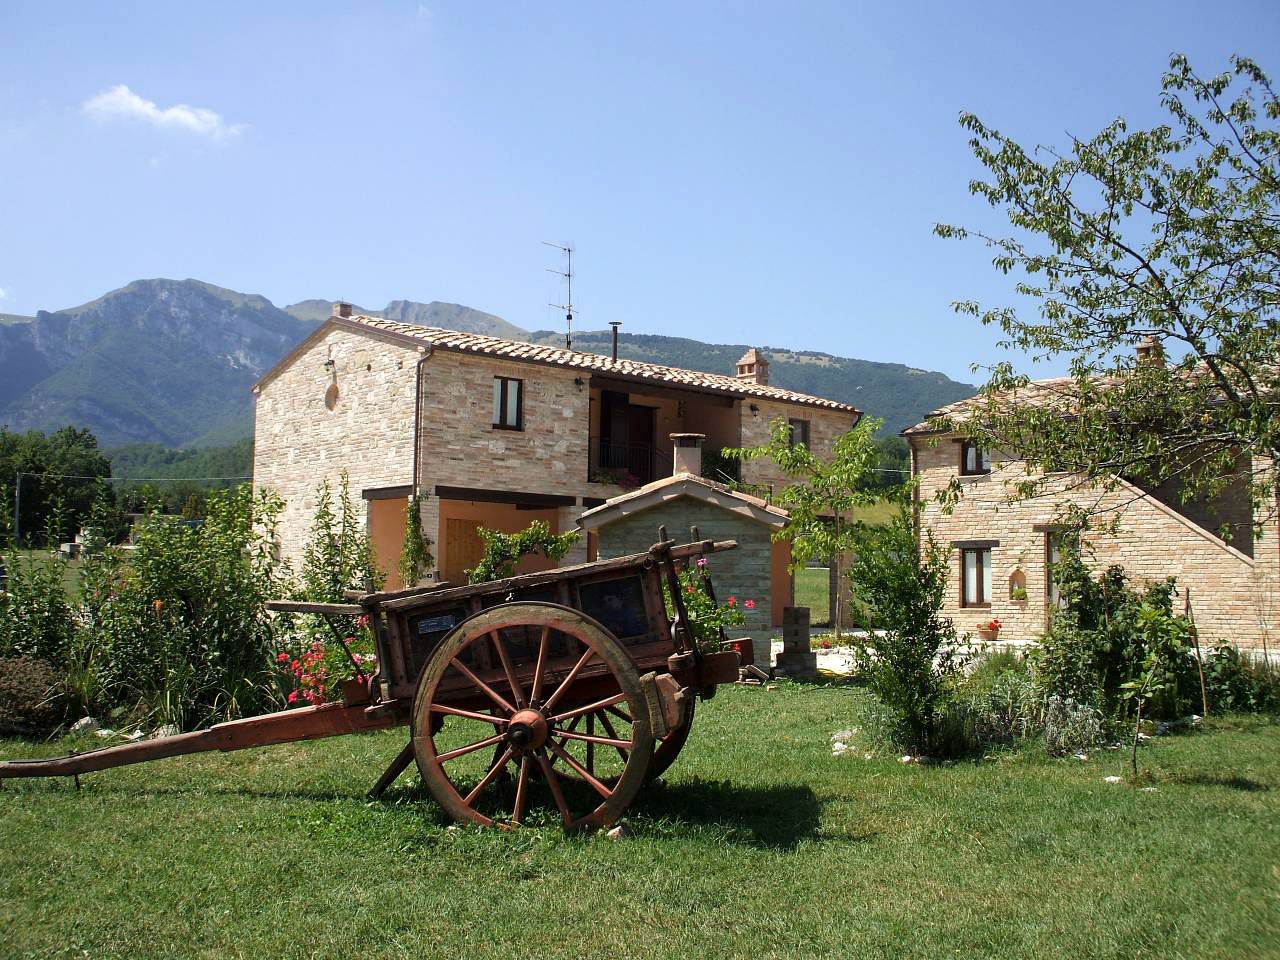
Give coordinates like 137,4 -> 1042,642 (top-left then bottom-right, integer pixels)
383,562 -> 675,701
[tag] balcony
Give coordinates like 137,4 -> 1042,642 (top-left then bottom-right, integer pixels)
589,438 -> 658,489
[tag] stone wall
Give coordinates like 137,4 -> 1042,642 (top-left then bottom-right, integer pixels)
594,498 -> 777,633
739,399 -> 858,495
910,434 -> 1280,650
252,326 -> 420,566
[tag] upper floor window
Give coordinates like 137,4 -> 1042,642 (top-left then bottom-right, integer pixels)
788,418 -> 811,450
493,376 -> 523,431
960,441 -> 991,476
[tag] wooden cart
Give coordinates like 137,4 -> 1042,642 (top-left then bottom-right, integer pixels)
0,538 -> 748,831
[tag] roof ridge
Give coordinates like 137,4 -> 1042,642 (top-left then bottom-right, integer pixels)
342,314 -> 859,413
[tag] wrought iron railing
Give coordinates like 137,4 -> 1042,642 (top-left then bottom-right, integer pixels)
589,439 -> 657,488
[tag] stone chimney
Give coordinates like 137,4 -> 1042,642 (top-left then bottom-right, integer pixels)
1135,335 -> 1164,367
332,301 -> 354,319
670,433 -> 705,476
736,348 -> 769,385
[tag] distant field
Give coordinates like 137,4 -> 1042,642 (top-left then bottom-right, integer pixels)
6,549 -> 82,593
795,567 -> 831,625
851,500 -> 898,525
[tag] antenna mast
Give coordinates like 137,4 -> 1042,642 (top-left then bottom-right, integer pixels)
543,240 -> 575,350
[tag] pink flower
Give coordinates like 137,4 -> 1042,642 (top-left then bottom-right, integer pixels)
287,691 -> 299,704
744,599 -> 756,610
726,596 -> 737,606
276,652 -> 289,663
356,615 -> 369,628
686,585 -> 696,594
290,660 -> 300,672
696,557 -> 707,568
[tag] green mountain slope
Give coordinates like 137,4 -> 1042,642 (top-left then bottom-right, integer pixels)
0,278 -> 974,446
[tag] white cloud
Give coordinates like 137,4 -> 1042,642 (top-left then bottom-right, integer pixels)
82,84 -> 246,142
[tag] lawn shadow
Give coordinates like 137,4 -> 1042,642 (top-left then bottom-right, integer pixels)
629,778 -> 826,850
1171,773 -> 1270,792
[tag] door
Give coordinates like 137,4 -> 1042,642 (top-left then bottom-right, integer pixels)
445,518 -> 486,585
627,403 -> 656,482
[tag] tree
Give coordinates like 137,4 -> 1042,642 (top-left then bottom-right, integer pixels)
847,503 -> 960,755
0,426 -> 112,547
934,55 -> 1280,529
729,416 -> 885,638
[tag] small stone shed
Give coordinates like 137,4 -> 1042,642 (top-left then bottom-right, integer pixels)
577,435 -> 791,666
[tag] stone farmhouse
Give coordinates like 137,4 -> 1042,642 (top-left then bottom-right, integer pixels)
905,357 -> 1278,651
252,303 -> 860,598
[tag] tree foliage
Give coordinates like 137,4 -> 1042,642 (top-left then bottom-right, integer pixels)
0,426 -> 112,547
935,54 -> 1280,525
729,415 -> 885,634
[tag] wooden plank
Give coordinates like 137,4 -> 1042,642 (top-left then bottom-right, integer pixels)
435,485 -> 577,508
266,600 -> 365,615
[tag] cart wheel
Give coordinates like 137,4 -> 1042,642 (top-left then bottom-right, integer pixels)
411,602 -> 655,831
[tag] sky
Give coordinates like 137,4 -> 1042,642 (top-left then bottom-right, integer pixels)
2,1 -> 1277,383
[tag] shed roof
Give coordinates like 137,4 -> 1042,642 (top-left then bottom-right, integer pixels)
577,472 -> 789,532
254,314 -> 859,414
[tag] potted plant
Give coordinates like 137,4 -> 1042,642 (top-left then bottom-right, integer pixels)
976,617 -> 1002,641
1010,586 -> 1028,602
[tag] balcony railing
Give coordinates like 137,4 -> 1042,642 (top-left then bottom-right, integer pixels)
589,438 -> 658,488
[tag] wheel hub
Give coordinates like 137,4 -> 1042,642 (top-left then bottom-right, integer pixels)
506,708 -> 549,752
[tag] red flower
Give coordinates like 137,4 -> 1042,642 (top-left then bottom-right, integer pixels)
744,599 -> 756,610
686,585 -> 695,594
287,691 -> 298,704
276,652 -> 289,663
726,596 -> 737,606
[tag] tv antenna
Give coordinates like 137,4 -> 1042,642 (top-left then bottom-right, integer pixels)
543,240 -> 575,350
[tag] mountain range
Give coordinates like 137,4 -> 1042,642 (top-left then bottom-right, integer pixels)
0,279 -> 976,447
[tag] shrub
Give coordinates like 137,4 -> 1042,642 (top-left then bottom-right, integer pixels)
1202,646 -> 1280,714
81,486 -> 287,730
848,506 -> 960,755
0,551 -> 76,666
664,559 -> 749,653
1032,550 -> 1200,720
0,656 -> 67,735
1043,696 -> 1108,757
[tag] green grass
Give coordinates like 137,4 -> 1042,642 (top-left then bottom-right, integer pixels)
8,549 -> 83,593
2,685 -> 1279,959
795,566 -> 831,625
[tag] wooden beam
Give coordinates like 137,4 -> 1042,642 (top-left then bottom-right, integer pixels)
434,485 -> 577,509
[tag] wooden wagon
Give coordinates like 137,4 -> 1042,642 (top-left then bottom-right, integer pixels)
0,538 -> 748,831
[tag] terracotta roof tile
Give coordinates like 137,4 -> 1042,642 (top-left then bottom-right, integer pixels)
342,315 -> 858,413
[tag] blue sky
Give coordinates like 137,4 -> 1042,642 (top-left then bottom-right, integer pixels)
2,1 -> 1277,383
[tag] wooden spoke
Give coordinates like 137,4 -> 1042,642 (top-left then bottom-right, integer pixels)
511,755 -> 531,825
595,710 -> 633,765
535,751 -> 574,827
489,630 -> 525,708
556,727 -> 632,750
605,704 -> 634,725
550,691 -> 628,725
541,646 -> 596,713
448,658 -> 516,715
429,703 -> 510,725
530,626 -> 551,704
586,713 -> 595,777
437,732 -> 506,764
463,747 -> 514,805
548,739 -> 613,799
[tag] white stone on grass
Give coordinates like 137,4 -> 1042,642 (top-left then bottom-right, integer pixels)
70,717 -> 99,735
1104,775 -> 1123,784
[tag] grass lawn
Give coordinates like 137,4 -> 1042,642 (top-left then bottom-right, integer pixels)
2,684 -> 1278,959
795,566 -> 831,625
7,548 -> 83,594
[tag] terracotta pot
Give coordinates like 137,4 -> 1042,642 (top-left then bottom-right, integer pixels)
977,626 -> 1000,641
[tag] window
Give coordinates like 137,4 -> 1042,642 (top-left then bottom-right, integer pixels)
961,547 -> 992,607
788,418 -> 811,450
1045,530 -> 1077,610
492,376 -> 523,430
960,441 -> 991,476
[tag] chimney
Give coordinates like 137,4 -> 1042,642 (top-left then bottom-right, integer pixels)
332,301 -> 354,319
670,433 -> 705,476
736,348 -> 769,385
609,321 -> 621,361
1135,335 -> 1164,368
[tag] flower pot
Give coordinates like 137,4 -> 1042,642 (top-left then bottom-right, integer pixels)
977,626 -> 1000,641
